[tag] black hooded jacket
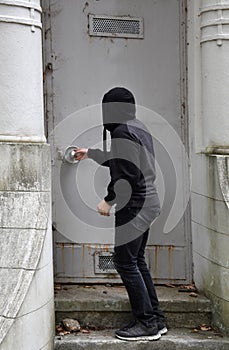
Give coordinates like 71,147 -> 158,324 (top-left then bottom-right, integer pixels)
87,87 -> 160,213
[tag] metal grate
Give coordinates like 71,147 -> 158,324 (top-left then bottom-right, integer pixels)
89,14 -> 144,39
94,251 -> 117,274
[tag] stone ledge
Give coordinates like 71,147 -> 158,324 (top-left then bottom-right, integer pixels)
55,285 -> 212,329
55,285 -> 212,313
54,328 -> 229,350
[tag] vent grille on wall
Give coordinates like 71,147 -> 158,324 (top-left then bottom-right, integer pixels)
94,251 -> 117,274
89,14 -> 144,39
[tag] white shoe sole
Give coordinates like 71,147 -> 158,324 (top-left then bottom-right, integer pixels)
158,327 -> 168,335
115,333 -> 161,341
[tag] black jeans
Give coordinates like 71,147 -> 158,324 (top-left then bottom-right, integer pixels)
113,207 -> 165,328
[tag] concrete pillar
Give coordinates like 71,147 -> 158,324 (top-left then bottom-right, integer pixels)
199,0 -> 229,333
187,0 -> 229,335
0,1 -> 54,349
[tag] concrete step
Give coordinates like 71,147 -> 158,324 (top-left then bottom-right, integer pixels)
54,328 -> 229,350
55,285 -> 212,329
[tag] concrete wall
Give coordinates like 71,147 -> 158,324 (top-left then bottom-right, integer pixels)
0,1 -> 54,348
0,143 -> 54,349
187,0 -> 229,334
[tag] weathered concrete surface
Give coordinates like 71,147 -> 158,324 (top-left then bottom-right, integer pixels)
0,143 -> 50,192
54,328 -> 229,350
187,0 -> 229,336
55,285 -> 212,329
0,143 -> 54,349
190,153 -> 229,335
0,229 -> 46,268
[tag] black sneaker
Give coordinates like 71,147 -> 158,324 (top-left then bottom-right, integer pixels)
157,319 -> 168,335
119,319 -> 137,331
115,320 -> 161,341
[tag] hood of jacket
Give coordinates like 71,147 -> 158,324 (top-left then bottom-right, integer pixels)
102,87 -> 136,133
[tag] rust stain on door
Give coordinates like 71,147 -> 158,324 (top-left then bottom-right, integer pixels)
168,245 -> 175,278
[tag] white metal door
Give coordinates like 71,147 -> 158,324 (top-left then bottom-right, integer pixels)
43,0 -> 192,284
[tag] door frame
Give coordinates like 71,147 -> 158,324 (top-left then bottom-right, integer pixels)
42,0 -> 192,284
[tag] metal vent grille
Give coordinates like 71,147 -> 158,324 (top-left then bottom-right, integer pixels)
89,14 -> 144,39
94,251 -> 117,274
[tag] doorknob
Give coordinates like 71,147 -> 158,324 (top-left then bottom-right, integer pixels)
64,146 -> 79,164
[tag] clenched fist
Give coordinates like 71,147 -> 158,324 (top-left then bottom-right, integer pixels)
97,199 -> 111,216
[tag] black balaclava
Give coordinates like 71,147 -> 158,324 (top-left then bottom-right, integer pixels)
102,87 -> 136,151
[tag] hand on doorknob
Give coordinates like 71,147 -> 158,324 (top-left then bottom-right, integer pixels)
74,148 -> 88,161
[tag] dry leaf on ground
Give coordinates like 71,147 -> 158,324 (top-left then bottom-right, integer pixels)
189,292 -> 198,298
178,284 -> 198,293
165,283 -> 176,288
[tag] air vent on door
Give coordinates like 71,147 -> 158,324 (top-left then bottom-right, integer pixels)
89,14 -> 144,39
94,251 -> 117,274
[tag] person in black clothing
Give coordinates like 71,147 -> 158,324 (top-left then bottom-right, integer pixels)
75,87 -> 167,341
